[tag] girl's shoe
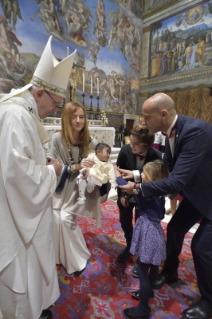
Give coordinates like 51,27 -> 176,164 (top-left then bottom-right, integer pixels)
131,290 -> 154,299
123,307 -> 150,319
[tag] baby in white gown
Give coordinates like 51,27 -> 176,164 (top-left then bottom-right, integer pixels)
77,143 -> 117,204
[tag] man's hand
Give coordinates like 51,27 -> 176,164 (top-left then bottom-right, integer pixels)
119,181 -> 135,194
120,196 -> 129,207
47,157 -> 63,176
116,167 -> 134,180
80,158 -> 95,169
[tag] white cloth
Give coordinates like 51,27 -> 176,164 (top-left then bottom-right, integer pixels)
165,114 -> 178,157
53,209 -> 91,274
80,153 -> 117,187
76,153 -> 116,217
51,132 -> 105,273
0,91 -> 60,319
154,131 -> 166,146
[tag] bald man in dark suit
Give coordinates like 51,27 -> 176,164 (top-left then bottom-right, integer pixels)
119,93 -> 212,319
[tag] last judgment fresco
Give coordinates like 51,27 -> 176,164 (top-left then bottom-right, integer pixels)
0,0 -> 142,115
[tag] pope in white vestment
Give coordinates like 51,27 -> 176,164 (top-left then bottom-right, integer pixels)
0,92 -> 60,319
0,36 -> 76,319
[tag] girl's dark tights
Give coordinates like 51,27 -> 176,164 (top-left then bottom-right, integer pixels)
131,260 -> 159,315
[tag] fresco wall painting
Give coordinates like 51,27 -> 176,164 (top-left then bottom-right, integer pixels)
149,0 -> 212,79
0,0 -> 142,116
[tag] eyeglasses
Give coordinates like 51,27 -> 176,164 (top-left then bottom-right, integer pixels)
44,90 -> 62,108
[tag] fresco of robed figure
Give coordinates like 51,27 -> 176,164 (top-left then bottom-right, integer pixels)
150,1 -> 212,78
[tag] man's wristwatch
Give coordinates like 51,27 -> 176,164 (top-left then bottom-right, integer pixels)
133,183 -> 140,194
133,188 -> 139,194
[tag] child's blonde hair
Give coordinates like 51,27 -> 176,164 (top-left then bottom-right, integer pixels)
143,160 -> 169,182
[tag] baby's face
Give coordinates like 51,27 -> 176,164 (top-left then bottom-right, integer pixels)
97,147 -> 111,162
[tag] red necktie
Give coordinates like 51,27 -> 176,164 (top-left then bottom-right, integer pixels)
136,154 -> 145,161
161,121 -> 177,139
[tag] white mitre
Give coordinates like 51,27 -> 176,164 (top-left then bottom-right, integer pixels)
0,36 -> 77,103
31,36 -> 76,97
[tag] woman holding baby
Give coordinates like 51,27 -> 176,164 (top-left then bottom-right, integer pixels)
50,102 -> 98,276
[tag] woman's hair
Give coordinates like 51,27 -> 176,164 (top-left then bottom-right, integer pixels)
143,160 -> 169,182
60,102 -> 90,156
130,124 -> 154,147
95,143 -> 111,154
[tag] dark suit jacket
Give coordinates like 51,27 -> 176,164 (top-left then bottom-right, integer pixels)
142,114 -> 212,220
116,144 -> 162,198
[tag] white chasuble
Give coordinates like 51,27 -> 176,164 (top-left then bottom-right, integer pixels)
0,90 -> 60,319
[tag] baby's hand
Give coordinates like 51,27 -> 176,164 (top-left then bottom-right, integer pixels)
82,169 -> 88,176
115,166 -> 121,177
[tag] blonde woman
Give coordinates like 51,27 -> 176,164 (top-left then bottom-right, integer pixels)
50,102 -> 98,276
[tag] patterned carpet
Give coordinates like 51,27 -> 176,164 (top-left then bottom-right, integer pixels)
52,199 -> 200,319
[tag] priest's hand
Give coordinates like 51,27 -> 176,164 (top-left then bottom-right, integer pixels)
47,157 -> 63,176
116,167 -> 134,180
80,158 -> 95,169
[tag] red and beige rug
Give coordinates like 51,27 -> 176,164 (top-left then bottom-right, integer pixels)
52,199 -> 200,319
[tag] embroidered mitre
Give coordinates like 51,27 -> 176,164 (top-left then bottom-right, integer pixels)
31,36 -> 76,97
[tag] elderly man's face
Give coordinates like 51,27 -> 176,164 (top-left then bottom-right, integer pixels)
37,90 -> 63,119
142,103 -> 162,134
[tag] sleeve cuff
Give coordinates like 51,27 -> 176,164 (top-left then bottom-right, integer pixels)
48,165 -> 57,195
140,184 -> 145,197
133,170 -> 141,183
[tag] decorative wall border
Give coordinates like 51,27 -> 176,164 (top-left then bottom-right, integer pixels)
140,69 -> 212,93
143,0 -> 203,27
140,31 -> 150,79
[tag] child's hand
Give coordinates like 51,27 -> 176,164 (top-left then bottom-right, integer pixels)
116,167 -> 134,180
115,166 -> 121,177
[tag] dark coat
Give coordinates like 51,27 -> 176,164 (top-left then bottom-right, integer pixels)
142,114 -> 212,220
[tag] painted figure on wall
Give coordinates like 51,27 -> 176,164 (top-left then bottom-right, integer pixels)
94,0 -> 108,47
37,0 -> 64,38
0,0 -> 24,30
0,0 -> 142,115
150,2 -> 212,78
195,36 -> 206,66
108,10 -> 142,73
88,39 -> 100,65
0,13 -> 24,90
